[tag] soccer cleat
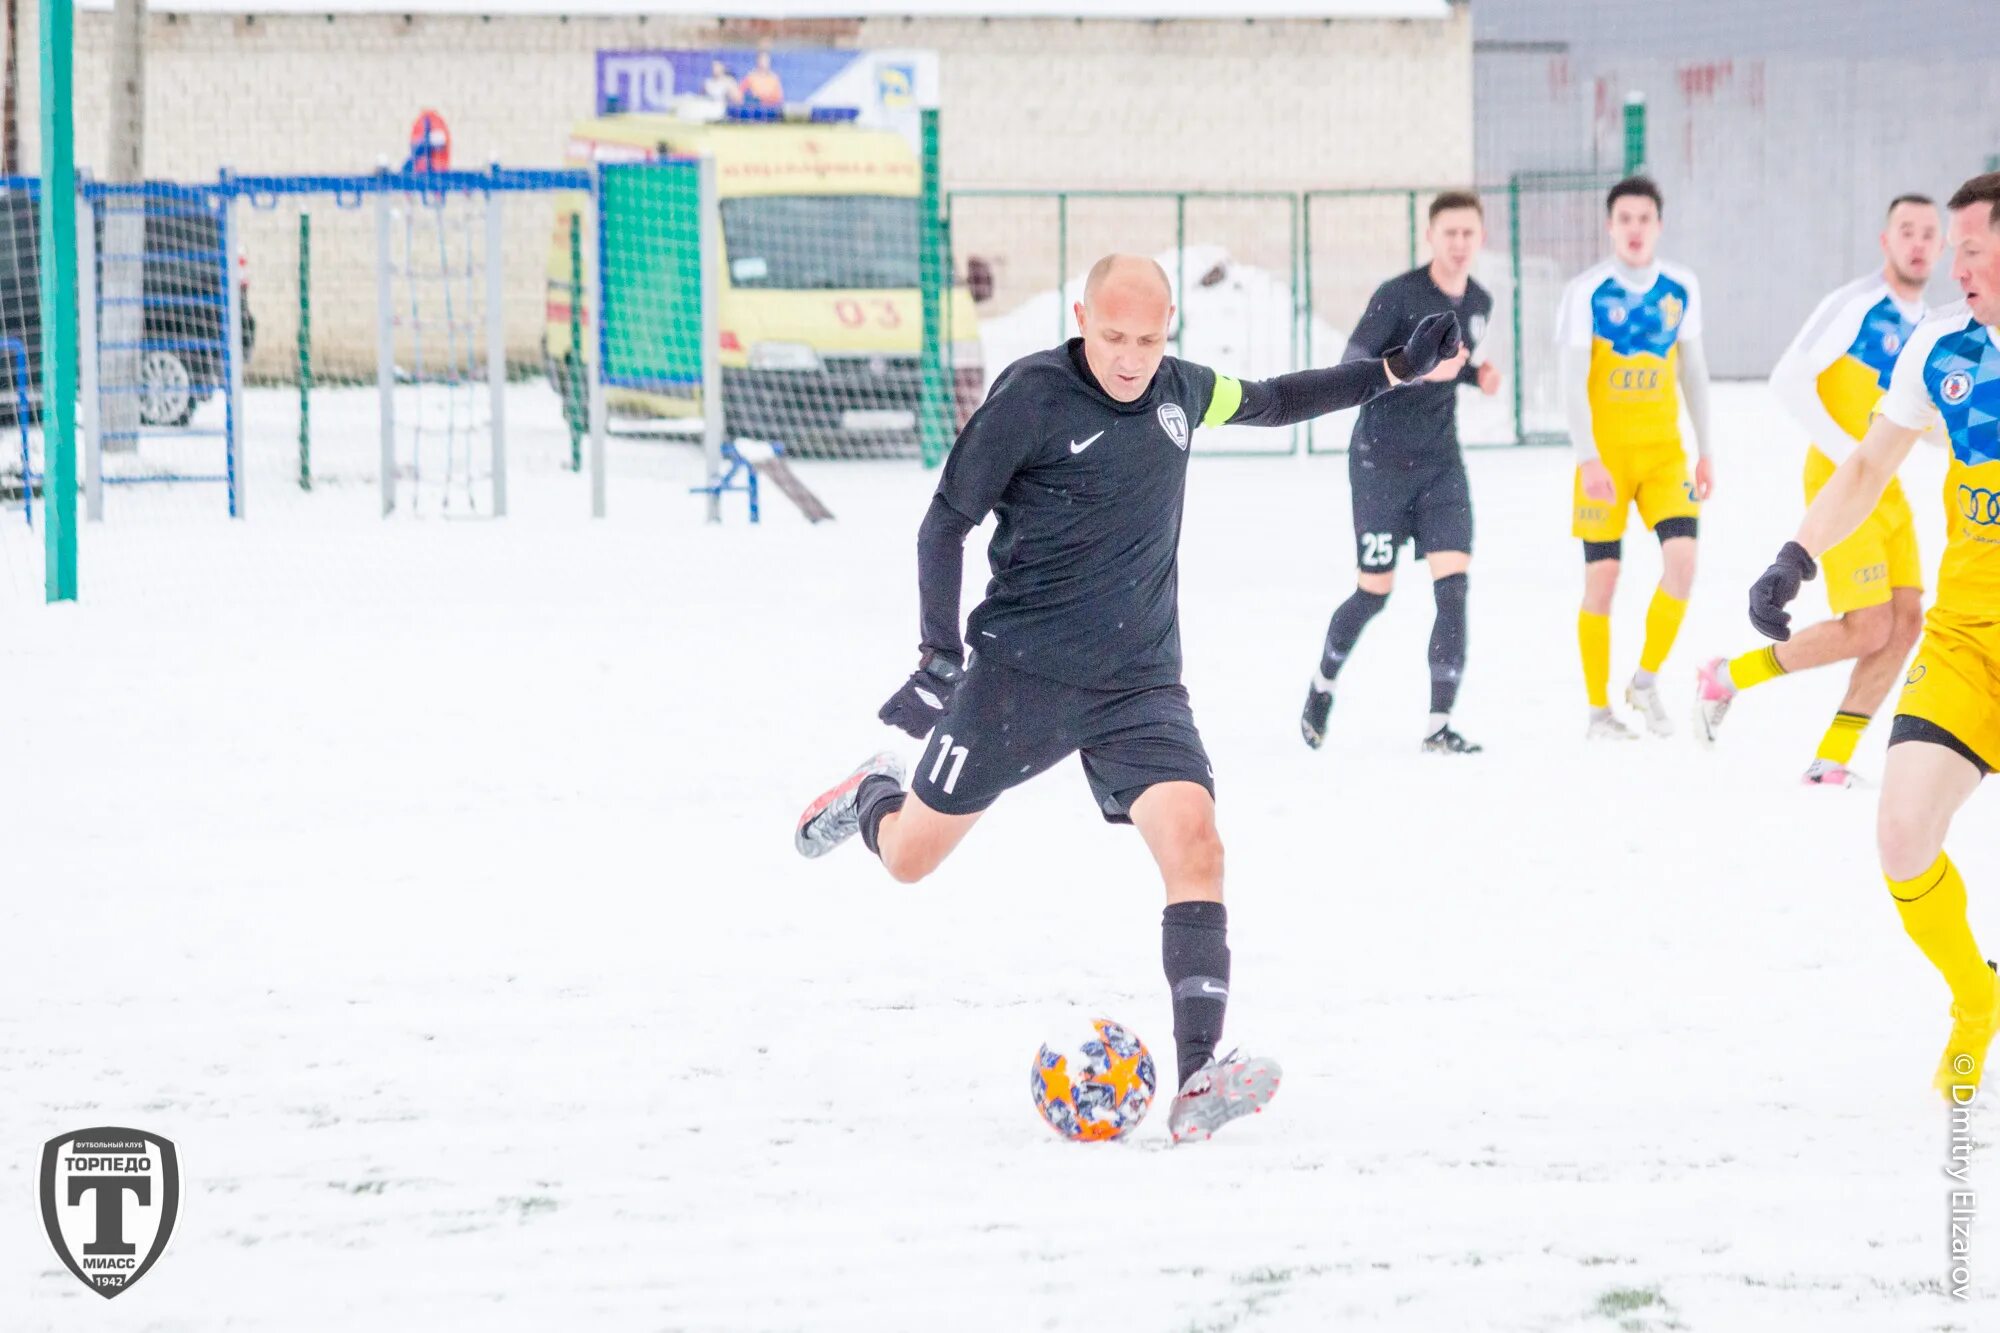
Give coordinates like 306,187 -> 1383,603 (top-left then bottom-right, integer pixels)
1586,709 -> 1640,741
1934,962 -> 2000,1103
1625,678 -> 1674,737
1168,1049 -> 1282,1145
1300,681 -> 1333,750
794,751 -> 906,859
1692,657 -> 1735,749
1802,759 -> 1859,788
1421,724 -> 1483,755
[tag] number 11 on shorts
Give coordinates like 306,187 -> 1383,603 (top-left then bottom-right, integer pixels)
929,733 -> 970,795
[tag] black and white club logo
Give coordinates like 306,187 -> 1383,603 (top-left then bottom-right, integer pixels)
40,1127 -> 180,1298
1157,402 -> 1189,450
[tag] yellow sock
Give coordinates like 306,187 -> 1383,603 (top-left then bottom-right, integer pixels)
1638,588 -> 1688,675
1889,853 -> 1996,1010
1579,609 -> 1611,709
1815,711 -> 1870,765
1726,645 -> 1786,691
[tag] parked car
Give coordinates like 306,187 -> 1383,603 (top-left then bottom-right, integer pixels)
0,185 -> 256,428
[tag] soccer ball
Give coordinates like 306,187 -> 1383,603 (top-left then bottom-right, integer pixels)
1031,1018 -> 1157,1142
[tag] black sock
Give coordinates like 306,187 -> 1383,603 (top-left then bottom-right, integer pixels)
856,775 -> 906,856
1320,588 -> 1389,680
1429,572 -> 1468,716
1161,899 -> 1230,1088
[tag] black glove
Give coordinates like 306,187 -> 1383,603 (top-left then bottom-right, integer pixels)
878,651 -> 963,738
1384,311 -> 1462,383
1748,541 -> 1817,641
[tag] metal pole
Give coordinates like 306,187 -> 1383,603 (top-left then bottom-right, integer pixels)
943,190 -> 958,435
698,154 -> 722,522
106,0 -> 144,181
567,210 -> 583,472
1302,191 -> 1313,452
375,167 -> 396,515
1406,189 -> 1418,270
297,209 -> 310,491
96,0 -> 143,461
1289,190 -> 1300,456
916,108 -> 950,469
1056,192 -> 1067,344
1173,192 -> 1185,358
485,168 -> 507,517
77,190 -> 100,520
1622,93 -> 1647,176
587,162 -> 606,518
222,179 -> 243,518
38,0 -> 78,599
1508,174 -> 1526,447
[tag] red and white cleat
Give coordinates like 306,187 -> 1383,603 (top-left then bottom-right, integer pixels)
1167,1050 -> 1282,1145
795,752 -> 906,858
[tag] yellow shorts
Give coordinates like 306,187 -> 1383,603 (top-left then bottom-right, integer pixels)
1803,448 -> 1923,614
1897,613 -> 2000,769
1571,444 -> 1699,543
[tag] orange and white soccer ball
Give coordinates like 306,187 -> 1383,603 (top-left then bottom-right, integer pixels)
1031,1018 -> 1157,1142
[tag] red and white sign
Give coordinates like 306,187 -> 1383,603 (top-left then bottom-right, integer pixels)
408,109 -> 451,172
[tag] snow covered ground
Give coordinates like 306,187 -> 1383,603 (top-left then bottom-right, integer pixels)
2,380 -> 1994,1331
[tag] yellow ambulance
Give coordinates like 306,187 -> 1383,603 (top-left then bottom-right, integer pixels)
544,114 -> 983,457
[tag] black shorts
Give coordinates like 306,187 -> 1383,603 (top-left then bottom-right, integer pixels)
1350,456 -> 1473,572
1889,714 -> 1995,776
910,658 -> 1214,824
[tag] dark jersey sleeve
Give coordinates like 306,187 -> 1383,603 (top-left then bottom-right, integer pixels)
916,362 -> 1049,660
935,362 -> 1045,524
1203,360 -> 1393,429
1342,277 -> 1404,362
915,497 -> 975,660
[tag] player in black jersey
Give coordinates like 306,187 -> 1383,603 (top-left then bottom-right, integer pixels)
1301,191 -> 1502,755
795,254 -> 1460,1144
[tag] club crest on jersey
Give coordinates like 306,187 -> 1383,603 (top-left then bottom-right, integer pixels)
1157,402 -> 1189,450
1605,304 -> 1628,326
41,1128 -> 181,1298
1883,331 -> 1902,356
1941,370 -> 1975,406
1659,294 -> 1684,331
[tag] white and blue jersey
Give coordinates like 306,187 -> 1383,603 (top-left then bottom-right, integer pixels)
1878,303 -> 2000,614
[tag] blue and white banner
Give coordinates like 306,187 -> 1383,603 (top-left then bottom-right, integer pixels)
595,47 -> 939,137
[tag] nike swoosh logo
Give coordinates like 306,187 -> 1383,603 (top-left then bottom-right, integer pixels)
1200,981 -> 1229,997
1069,431 -> 1105,454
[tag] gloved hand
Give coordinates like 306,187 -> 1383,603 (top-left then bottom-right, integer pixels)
1748,541 -> 1817,641
878,651 -> 963,738
1384,311 -> 1462,383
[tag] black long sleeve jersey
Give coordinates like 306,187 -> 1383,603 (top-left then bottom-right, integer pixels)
916,339 -> 1396,689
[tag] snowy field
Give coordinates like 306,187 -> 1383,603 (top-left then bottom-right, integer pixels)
2,379 -> 1994,1332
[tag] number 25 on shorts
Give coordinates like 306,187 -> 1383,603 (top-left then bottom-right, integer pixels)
1360,532 -> 1396,568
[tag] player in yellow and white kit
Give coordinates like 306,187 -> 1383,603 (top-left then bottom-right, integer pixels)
1694,196 -> 1944,784
1749,173 -> 2000,1102
1557,177 -> 1716,739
